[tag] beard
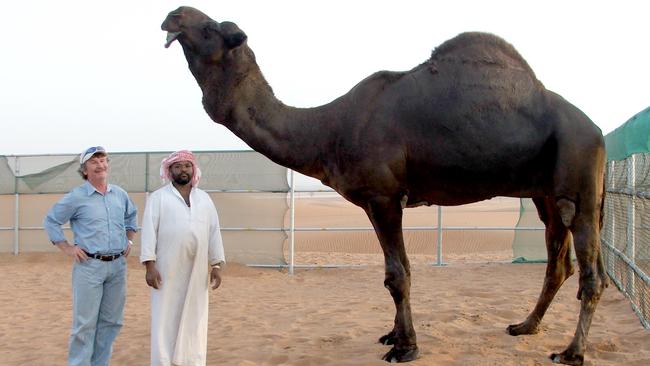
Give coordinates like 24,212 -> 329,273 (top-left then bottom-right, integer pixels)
172,172 -> 192,186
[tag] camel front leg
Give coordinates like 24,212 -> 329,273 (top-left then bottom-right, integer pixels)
365,196 -> 419,363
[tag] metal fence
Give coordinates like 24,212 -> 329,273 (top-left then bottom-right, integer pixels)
3,153 -> 551,273
601,153 -> 650,329
7,156 -> 648,330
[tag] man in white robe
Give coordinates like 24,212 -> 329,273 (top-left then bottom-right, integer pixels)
140,150 -> 225,366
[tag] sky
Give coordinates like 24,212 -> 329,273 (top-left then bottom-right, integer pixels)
1,0 -> 649,158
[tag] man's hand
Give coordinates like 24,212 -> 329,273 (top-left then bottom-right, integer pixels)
124,240 -> 132,258
144,261 -> 162,289
55,242 -> 88,262
210,267 -> 222,290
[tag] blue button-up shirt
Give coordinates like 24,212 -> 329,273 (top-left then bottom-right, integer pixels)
44,181 -> 138,255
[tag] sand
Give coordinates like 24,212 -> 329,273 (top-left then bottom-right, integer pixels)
1,252 -> 648,366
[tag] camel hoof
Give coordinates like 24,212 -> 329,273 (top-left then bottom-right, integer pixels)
550,351 -> 584,366
382,346 -> 419,363
379,331 -> 397,345
506,321 -> 539,336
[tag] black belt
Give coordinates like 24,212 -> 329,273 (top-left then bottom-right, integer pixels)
83,250 -> 124,261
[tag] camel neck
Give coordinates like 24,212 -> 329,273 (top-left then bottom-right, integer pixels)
205,68 -> 333,180
235,99 -> 334,179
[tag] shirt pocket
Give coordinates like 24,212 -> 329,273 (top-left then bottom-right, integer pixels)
108,195 -> 127,229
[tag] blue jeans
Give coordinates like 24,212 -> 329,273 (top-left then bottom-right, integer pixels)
68,256 -> 127,366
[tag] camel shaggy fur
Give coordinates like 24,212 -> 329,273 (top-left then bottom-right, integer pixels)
162,7 -> 607,365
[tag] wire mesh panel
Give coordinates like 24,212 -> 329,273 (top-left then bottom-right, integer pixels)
602,153 -> 650,328
209,192 -> 288,266
0,151 -> 290,265
0,195 -> 16,253
288,192 -> 520,265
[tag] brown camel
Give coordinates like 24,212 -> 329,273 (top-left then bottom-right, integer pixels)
162,7 -> 608,365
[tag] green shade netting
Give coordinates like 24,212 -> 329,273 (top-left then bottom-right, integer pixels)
605,107 -> 650,161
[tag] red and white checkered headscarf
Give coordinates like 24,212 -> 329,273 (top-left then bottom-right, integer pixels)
160,150 -> 202,187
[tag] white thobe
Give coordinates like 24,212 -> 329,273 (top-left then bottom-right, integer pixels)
140,184 -> 225,366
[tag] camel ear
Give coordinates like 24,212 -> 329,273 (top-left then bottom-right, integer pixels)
220,21 -> 247,49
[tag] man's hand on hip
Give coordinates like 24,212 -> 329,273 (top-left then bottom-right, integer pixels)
55,242 -> 88,262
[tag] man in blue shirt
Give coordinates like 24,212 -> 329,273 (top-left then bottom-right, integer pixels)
44,146 -> 138,366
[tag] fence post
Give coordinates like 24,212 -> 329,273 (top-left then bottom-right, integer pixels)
13,193 -> 19,255
13,157 -> 19,255
145,152 -> 149,193
434,205 -> 446,266
626,155 -> 636,297
289,170 -> 295,275
607,161 -> 615,273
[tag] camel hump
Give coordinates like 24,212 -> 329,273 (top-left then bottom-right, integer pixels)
430,32 -> 537,77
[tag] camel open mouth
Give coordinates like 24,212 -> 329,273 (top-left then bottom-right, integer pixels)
165,32 -> 181,48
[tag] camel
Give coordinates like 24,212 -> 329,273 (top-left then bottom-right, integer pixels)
162,7 -> 607,365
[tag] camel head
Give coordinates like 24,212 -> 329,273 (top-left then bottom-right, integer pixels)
164,7 -> 246,49
162,6 -> 256,123
162,7 -> 250,78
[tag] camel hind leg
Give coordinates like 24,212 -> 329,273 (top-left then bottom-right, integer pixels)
507,196 -> 574,336
549,193 -> 608,366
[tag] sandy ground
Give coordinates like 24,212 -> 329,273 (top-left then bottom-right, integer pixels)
1,252 -> 648,366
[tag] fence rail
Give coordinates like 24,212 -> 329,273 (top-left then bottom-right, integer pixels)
0,211 -> 545,265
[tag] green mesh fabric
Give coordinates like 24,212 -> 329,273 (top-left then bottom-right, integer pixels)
605,107 -> 650,161
512,198 -> 546,262
0,157 -> 16,194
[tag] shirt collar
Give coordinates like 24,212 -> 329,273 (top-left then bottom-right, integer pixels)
84,180 -> 112,196
166,182 -> 193,198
